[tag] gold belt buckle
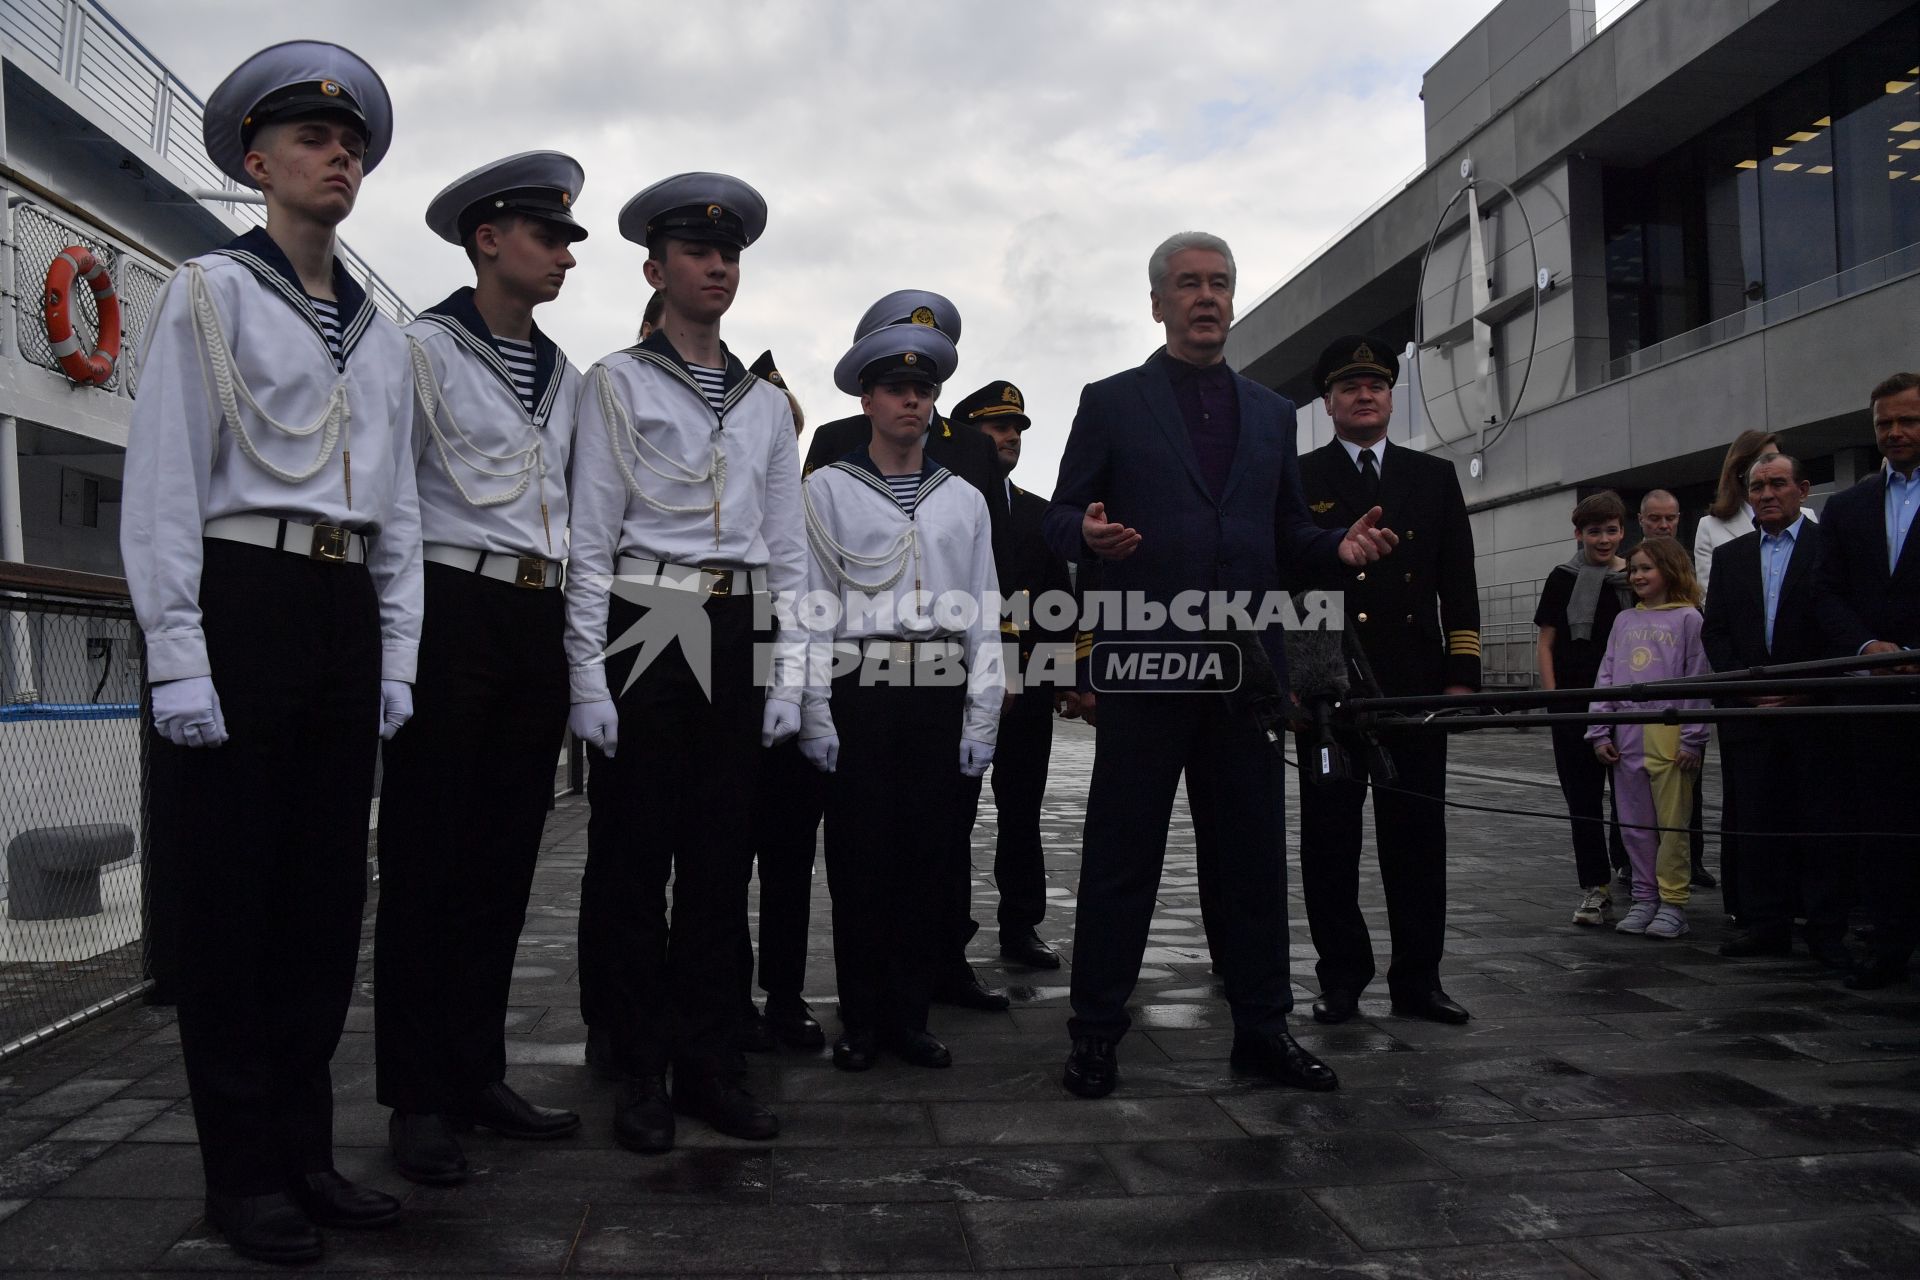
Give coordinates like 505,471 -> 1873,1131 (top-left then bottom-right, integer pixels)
309,523 -> 349,563
514,556 -> 548,589
701,565 -> 733,597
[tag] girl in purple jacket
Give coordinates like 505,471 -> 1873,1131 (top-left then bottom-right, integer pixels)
1587,536 -> 1712,939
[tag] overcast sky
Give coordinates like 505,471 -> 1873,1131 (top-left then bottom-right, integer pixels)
124,0 -> 1507,494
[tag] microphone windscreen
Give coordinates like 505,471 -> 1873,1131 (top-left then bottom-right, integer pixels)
1285,626 -> 1350,699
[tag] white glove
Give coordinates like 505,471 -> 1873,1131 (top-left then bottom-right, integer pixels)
152,676 -> 228,748
762,697 -> 801,748
378,680 -> 413,740
569,699 -> 620,758
798,734 -> 839,773
960,738 -> 994,778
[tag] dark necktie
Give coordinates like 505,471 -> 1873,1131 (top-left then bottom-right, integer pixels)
1358,447 -> 1381,506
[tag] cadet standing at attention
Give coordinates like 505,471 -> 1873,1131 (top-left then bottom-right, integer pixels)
122,42 -> 420,1264
375,153 -> 589,1187
796,320 -> 1003,1071
564,174 -> 807,1154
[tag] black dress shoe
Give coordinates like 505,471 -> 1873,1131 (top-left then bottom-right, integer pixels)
1846,956 -> 1911,991
1062,1036 -> 1119,1099
884,1029 -> 952,1068
674,1073 -> 779,1140
998,928 -> 1062,970
736,1004 -> 777,1053
1691,866 -> 1719,889
612,1075 -> 674,1154
1311,989 -> 1359,1025
446,1080 -> 581,1140
1391,992 -> 1471,1025
1718,928 -> 1792,959
1230,1028 -> 1339,1091
765,993 -> 826,1051
832,1029 -> 878,1072
287,1170 -> 400,1229
206,1191 -> 321,1265
388,1111 -> 467,1186
931,972 -> 1011,1011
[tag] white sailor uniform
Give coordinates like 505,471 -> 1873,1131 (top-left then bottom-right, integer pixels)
800,450 -> 1002,1039
563,331 -> 806,1079
121,227 -> 420,1197
372,285 -> 580,1114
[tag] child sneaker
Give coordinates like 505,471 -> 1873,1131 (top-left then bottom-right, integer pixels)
1646,905 -> 1689,939
1572,886 -> 1613,926
1615,900 -> 1658,935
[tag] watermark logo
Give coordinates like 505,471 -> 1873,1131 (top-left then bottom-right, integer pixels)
1089,641 -> 1242,694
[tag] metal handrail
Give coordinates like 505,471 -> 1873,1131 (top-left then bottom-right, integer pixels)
1,0 -> 411,321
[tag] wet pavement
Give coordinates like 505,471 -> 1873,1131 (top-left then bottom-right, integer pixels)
2,722 -> 1916,1276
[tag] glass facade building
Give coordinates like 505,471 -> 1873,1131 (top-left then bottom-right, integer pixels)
1603,8 -> 1920,359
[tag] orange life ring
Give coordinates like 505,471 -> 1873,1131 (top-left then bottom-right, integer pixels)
42,246 -> 121,386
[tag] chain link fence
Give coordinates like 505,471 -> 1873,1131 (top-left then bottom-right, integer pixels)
11,199 -> 170,395
0,567 -> 148,1057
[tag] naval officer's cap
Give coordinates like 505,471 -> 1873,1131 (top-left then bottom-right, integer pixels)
619,173 -> 767,251
853,289 -> 962,344
426,151 -> 589,245
204,40 -> 393,188
951,380 -> 1030,431
1314,335 -> 1400,392
834,323 -> 959,397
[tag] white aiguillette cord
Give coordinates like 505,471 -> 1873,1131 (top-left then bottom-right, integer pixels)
593,364 -> 727,542
186,262 -> 351,493
410,337 -> 552,549
803,481 -> 919,593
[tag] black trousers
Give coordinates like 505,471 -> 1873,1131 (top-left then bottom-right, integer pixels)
1294,728 -> 1448,1002
577,594 -> 762,1079
1848,712 -> 1920,963
822,673 -> 965,1035
373,565 -> 567,1112
1068,692 -> 1292,1043
942,687 -> 1056,970
1724,728 -> 1848,939
1549,720 -> 1629,888
148,540 -> 378,1196
1715,735 -> 1744,917
738,739 -> 824,1002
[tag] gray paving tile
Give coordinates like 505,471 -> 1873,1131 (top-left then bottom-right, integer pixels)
0,1139 -> 114,1199
1179,1241 -> 1588,1278
1679,1103 -> 1920,1157
6,1078 -> 132,1119
1477,1070 -> 1791,1120
933,1097 -> 1241,1145
1308,1169 -> 1703,1249
35,1139 -> 201,1196
570,1200 -> 971,1274
772,1143 -> 1120,1202
1217,1087 -> 1534,1135
1555,1215 -> 1920,1277
960,1190 -> 1357,1269
674,1101 -> 937,1148
1628,1150 -> 1920,1224
0,1196 -> 199,1269
1102,1131 -> 1448,1192
1406,1115 -> 1742,1175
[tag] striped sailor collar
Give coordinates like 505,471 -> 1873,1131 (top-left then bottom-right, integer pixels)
828,444 -> 953,515
418,286 -> 567,426
212,227 -> 374,366
620,329 -> 756,418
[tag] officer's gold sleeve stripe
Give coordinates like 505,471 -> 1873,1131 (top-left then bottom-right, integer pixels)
1447,630 -> 1480,640
1075,633 -> 1093,658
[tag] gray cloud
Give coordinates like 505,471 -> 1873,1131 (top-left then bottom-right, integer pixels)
126,0 -> 1500,492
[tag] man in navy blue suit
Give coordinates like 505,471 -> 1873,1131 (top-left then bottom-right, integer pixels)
1042,231 -> 1396,1098
1818,371 -> 1920,990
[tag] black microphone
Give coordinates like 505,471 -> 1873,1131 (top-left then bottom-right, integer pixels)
1284,623 -> 1352,785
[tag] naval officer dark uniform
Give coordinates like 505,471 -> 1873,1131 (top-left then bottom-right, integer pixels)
1289,337 -> 1479,1025
948,380 -> 1073,963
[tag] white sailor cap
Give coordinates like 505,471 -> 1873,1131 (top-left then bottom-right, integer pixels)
833,323 -> 959,397
203,40 -> 393,188
618,172 -> 767,250
425,151 -> 588,245
854,289 -> 962,344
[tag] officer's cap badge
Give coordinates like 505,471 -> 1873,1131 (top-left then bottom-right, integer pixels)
1002,385 -> 1022,407
706,203 -> 723,219
320,80 -> 341,97
903,352 -> 918,365
910,306 -> 936,327
1354,342 -> 1374,364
